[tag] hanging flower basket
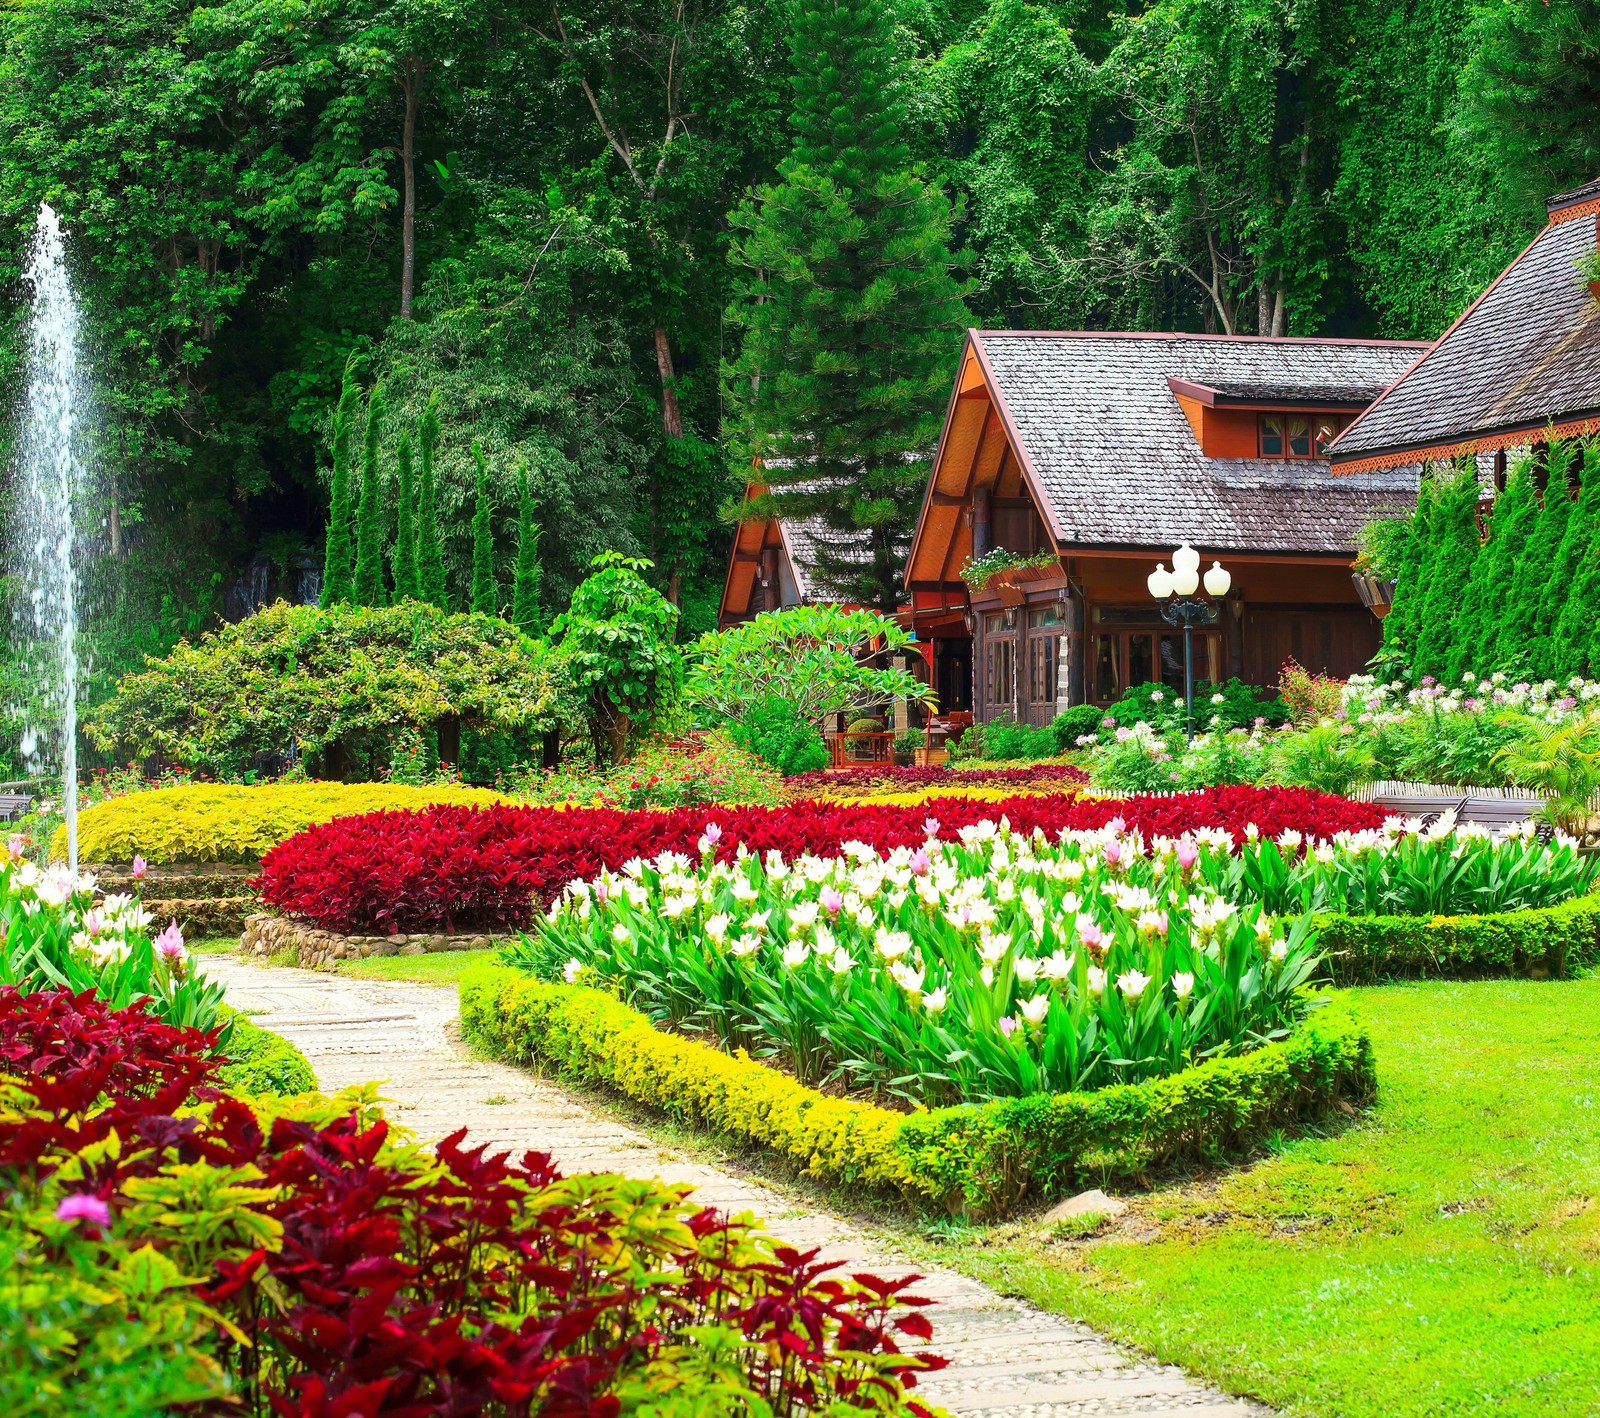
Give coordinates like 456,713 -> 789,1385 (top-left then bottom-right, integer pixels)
1351,571 -> 1397,618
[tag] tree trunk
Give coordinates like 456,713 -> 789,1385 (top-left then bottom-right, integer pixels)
400,61 -> 420,321
653,325 -> 683,439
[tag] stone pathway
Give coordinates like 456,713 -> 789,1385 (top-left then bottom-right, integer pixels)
204,956 -> 1266,1418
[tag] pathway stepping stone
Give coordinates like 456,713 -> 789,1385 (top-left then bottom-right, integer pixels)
205,955 -> 1267,1418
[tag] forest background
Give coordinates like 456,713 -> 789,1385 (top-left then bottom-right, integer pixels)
0,0 -> 1594,736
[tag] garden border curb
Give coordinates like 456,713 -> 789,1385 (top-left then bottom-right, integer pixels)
241,912 -> 512,970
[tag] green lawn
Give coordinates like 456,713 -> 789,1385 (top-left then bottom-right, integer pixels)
188,934 -> 242,955
335,948 -> 501,985
929,978 -> 1600,1418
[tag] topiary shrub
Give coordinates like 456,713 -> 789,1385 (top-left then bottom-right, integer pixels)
216,1009 -> 317,1094
1050,704 -> 1106,750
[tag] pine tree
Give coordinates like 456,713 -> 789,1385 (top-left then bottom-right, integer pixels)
352,383 -> 388,608
724,0 -> 970,613
1379,476 -> 1433,666
392,431 -> 419,602
319,360 -> 360,608
470,439 -> 497,616
511,461 -> 543,636
1495,449 -> 1574,675
1467,455 -> 1538,673
1548,443 -> 1600,675
416,394 -> 448,610
1411,463 -> 1481,681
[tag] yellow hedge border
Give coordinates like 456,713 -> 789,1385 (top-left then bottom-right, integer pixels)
61,782 -> 511,864
458,962 -> 1374,1217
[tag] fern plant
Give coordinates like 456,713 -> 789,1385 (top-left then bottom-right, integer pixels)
1494,712 -> 1600,835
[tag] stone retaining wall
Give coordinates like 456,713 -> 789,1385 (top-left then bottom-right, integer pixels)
241,912 -> 511,970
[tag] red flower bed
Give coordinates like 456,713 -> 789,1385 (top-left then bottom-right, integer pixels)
257,786 -> 1386,935
783,762 -> 1089,797
2,987 -> 945,1416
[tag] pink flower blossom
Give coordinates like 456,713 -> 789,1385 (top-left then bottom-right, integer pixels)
131,855 -> 147,880
1176,839 -> 1198,870
55,1194 -> 110,1227
153,921 -> 186,961
1076,915 -> 1106,952
7,833 -> 24,858
1103,841 -> 1123,867
908,847 -> 931,877
923,817 -> 940,837
819,887 -> 844,916
997,1016 -> 1020,1038
701,822 -> 722,845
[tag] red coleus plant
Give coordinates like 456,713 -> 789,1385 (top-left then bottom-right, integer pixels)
257,785 -> 1387,935
1,987 -> 946,1417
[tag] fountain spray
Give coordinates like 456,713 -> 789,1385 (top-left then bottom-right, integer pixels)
17,203 -> 83,871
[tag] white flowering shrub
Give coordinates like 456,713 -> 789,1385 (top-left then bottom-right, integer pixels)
0,839 -> 224,1031
514,813 -> 1591,1105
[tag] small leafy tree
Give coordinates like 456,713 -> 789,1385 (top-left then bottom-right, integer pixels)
470,439 -> 497,616
392,430 -> 419,601
549,553 -> 682,764
511,461 -> 543,636
684,605 -> 934,727
319,361 -> 361,608
417,394 -> 448,610
89,602 -> 565,781
352,383 -> 389,608
725,697 -> 830,776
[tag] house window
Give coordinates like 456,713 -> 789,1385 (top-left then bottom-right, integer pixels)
1088,618 -> 1221,704
1260,413 -> 1352,459
1026,609 -> 1060,706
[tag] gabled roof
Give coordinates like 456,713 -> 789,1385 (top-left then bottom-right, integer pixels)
719,481 -> 876,622
906,330 -> 1423,586
1330,182 -> 1600,471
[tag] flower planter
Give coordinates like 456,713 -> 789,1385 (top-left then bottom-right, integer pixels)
1351,571 -> 1397,618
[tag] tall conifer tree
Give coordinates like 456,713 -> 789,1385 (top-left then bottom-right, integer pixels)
725,0 -> 970,612
352,383 -> 388,607
1411,463 -> 1481,681
319,360 -> 360,608
1467,455 -> 1538,673
392,431 -> 419,602
470,440 -> 497,616
511,461 -> 543,636
1498,447 -> 1574,673
1548,443 -> 1600,676
1379,476 -> 1433,665
416,395 -> 448,610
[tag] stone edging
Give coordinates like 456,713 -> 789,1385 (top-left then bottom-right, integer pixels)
241,912 -> 512,970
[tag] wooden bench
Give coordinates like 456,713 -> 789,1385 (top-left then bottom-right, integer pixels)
0,793 -> 34,822
1368,790 -> 1545,833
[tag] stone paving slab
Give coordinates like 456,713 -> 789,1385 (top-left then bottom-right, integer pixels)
204,956 -> 1268,1418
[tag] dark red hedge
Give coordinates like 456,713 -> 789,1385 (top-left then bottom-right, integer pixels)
256,786 -> 1386,934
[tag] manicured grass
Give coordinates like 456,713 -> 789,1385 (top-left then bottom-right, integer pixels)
928,978 -> 1600,1418
336,949 -> 502,985
189,934 -> 242,955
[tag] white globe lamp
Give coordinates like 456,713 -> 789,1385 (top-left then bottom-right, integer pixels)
1147,563 -> 1175,599
1203,561 -> 1232,597
1172,543 -> 1201,577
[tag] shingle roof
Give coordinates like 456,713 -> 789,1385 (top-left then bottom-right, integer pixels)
973,332 -> 1424,554
1202,380 -> 1387,405
1331,210 -> 1600,466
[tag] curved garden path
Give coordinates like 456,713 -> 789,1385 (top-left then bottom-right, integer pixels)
204,955 -> 1266,1418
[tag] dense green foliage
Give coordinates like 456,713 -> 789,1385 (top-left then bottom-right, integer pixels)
1,0 -> 1594,763
724,696 -> 831,776
1378,441 -> 1600,681
87,601 -> 562,779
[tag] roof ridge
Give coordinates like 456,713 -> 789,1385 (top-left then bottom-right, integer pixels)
973,328 -> 1430,348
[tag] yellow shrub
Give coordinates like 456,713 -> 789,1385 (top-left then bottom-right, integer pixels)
61,782 -> 510,865
834,785 -> 1074,807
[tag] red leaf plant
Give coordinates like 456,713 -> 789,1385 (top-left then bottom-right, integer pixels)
256,786 -> 1387,935
1,987 -> 947,1417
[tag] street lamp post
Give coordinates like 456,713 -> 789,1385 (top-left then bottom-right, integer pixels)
1146,545 -> 1232,740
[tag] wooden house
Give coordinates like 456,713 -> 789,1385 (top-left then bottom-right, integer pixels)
1330,178 -> 1600,472
904,331 -> 1426,726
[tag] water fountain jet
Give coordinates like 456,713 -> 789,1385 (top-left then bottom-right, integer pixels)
15,203 -> 86,871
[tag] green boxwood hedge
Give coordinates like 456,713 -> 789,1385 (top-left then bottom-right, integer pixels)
458,963 -> 1374,1217
217,1010 -> 317,1095
1318,893 -> 1600,984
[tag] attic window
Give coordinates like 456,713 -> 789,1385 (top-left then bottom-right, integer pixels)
1258,413 -> 1352,459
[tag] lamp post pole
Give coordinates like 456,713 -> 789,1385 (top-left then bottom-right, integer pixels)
1147,546 -> 1232,742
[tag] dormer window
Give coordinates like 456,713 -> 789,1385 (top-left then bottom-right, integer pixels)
1259,413 -> 1352,459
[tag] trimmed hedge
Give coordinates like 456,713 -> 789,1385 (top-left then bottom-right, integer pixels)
216,1009 -> 317,1095
60,781 -> 508,864
1318,893 -> 1600,983
458,963 -> 1374,1217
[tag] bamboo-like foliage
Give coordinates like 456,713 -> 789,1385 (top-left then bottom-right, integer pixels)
352,382 -> 388,607
319,360 -> 361,608
392,431 -> 418,602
